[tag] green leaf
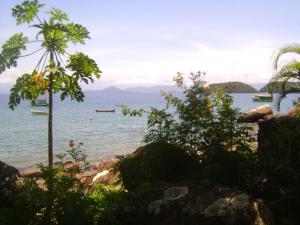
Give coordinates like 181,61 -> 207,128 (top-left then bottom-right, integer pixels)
47,8 -> 69,23
66,52 -> 101,82
0,33 -> 28,73
9,73 -> 45,110
12,0 -> 45,25
65,23 -> 90,44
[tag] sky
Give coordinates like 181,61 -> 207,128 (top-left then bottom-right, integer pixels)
1,0 -> 300,91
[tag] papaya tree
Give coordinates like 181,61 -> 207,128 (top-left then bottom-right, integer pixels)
0,0 -> 101,166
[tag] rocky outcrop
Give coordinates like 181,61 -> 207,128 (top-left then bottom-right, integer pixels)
145,183 -> 274,225
287,103 -> 300,117
0,161 -> 20,204
20,166 -> 41,177
238,105 -> 273,123
257,117 -> 300,172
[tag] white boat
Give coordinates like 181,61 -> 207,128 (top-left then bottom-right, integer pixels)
31,110 -> 48,115
31,98 -> 48,106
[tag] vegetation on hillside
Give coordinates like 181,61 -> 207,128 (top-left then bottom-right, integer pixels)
209,81 -> 257,93
259,81 -> 300,93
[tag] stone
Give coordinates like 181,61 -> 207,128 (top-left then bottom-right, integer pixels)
204,197 -> 232,217
163,186 -> 188,201
250,199 -> 275,225
20,166 -> 41,177
238,104 -> 273,123
0,161 -> 20,204
257,117 -> 300,172
203,193 -> 250,224
287,103 -> 300,117
92,170 -> 109,185
231,194 -> 249,210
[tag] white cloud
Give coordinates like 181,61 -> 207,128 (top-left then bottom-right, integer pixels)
83,39 -> 279,88
0,69 -> 22,84
0,37 -> 285,89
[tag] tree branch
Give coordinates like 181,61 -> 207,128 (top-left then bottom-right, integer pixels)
20,47 -> 45,57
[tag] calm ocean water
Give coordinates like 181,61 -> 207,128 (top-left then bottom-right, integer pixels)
0,91 -> 298,168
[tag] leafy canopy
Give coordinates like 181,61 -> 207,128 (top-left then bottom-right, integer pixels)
269,44 -> 300,109
0,0 -> 101,109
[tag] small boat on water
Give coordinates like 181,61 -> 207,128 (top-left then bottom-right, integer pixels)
31,110 -> 48,115
31,98 -> 48,106
252,94 -> 273,102
96,109 -> 115,113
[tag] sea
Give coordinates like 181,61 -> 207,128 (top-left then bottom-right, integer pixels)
0,91 -> 299,169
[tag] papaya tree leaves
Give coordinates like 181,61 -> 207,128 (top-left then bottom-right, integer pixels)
0,33 -> 28,73
56,73 -> 85,102
66,52 -> 101,83
12,0 -> 45,25
9,73 -> 46,110
47,8 -> 69,23
65,23 -> 90,44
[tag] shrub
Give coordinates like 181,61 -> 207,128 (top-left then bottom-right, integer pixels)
0,141 -> 97,225
115,142 -> 201,190
121,71 -> 258,187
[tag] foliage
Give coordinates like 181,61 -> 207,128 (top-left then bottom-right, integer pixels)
0,0 -> 101,166
121,71 -> 258,187
269,44 -> 300,109
0,141 -> 97,225
1,0 -> 102,109
209,81 -> 257,93
115,142 -> 201,190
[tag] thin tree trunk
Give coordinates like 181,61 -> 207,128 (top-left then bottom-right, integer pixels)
48,51 -> 54,166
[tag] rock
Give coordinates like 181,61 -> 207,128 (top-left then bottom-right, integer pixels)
20,166 -> 41,177
231,194 -> 249,210
0,161 -> 20,204
204,197 -> 232,217
163,186 -> 189,201
257,117 -> 300,172
238,105 -> 273,123
204,194 -> 249,217
92,170 -> 109,184
250,199 -> 275,225
287,103 -> 300,117
91,169 -> 119,185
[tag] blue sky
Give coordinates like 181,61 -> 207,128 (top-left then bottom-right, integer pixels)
1,0 -> 300,90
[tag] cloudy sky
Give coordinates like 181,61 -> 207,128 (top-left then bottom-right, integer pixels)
1,0 -> 300,90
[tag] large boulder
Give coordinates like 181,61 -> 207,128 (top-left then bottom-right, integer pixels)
256,117 -> 300,225
257,117 -> 300,172
287,103 -> 300,117
115,142 -> 201,190
0,161 -> 20,204
238,105 -> 273,123
20,166 -> 41,177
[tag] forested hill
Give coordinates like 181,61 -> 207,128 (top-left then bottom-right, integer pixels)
209,82 -> 257,93
259,82 -> 300,93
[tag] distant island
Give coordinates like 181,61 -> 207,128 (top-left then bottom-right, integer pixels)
209,82 -> 257,93
259,82 -> 300,93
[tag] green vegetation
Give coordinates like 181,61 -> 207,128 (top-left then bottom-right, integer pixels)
268,44 -> 300,109
122,72 -> 258,188
1,70 -> 300,224
0,0 -> 101,165
1,1 -> 300,225
259,81 -> 300,92
209,81 -> 257,93
0,141 -> 97,225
